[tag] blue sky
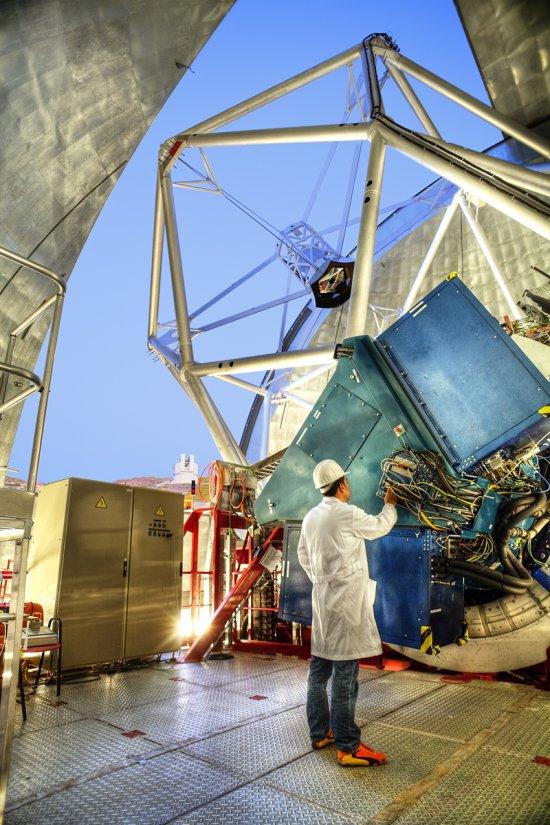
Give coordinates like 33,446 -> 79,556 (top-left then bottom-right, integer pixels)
11,0 -> 501,483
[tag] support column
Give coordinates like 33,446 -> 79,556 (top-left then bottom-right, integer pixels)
458,195 -> 521,319
387,64 -> 441,138
148,173 -> 164,340
402,195 -> 460,313
346,128 -> 387,338
160,170 -> 193,365
27,293 -> 64,492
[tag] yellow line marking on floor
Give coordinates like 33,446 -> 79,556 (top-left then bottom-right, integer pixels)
367,692 -> 536,825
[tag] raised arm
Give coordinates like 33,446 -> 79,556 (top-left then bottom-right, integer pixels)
351,502 -> 397,540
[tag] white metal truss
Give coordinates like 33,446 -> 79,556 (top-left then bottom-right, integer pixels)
148,34 -> 550,464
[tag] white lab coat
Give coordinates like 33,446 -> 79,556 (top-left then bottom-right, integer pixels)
297,497 -> 397,661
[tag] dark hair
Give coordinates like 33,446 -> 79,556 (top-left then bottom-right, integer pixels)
322,476 -> 345,497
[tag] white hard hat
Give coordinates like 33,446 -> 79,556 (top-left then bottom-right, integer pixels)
313,459 -> 348,493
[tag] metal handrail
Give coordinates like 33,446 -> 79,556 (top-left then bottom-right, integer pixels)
0,244 -> 66,294
0,362 -> 42,387
0,245 -> 66,819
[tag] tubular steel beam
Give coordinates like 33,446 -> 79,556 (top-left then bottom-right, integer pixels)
375,47 -> 550,159
279,363 -> 334,393
402,195 -> 460,313
0,362 -> 41,388
0,387 -> 39,417
346,127 -> 387,337
458,195 -> 521,319
188,347 -> 336,378
213,374 -> 269,396
423,136 -> 550,199
181,122 -> 374,150
0,245 -> 66,294
378,122 -> 550,241
160,170 -> 194,366
387,64 -> 441,137
273,392 -> 313,411
164,43 -> 363,169
148,173 -> 164,340
10,296 -> 57,339
185,375 -> 248,465
27,294 -> 64,491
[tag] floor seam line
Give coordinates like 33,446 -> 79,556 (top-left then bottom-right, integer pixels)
364,692 -> 537,825
6,701 -> 307,812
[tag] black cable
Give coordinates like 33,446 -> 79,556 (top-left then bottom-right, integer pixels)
495,493 -> 547,576
435,558 -> 528,595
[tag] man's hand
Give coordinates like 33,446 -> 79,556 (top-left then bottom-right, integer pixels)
384,486 -> 398,506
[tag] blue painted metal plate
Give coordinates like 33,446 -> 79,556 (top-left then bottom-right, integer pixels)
378,278 -> 550,470
279,524 -> 464,649
279,523 -> 312,624
367,529 -> 430,648
255,336 -> 441,526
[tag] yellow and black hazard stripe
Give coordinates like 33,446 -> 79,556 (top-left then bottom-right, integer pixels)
420,625 -> 440,656
455,621 -> 469,646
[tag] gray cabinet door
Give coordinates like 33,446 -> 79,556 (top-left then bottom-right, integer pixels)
124,489 -> 183,659
58,479 -> 132,667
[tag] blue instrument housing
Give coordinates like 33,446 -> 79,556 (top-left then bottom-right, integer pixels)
256,277 -> 550,651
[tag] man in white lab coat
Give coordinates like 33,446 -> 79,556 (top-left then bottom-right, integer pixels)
297,459 -> 397,766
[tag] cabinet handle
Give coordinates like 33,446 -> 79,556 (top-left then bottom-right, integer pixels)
179,562 -> 183,577
122,558 -> 128,578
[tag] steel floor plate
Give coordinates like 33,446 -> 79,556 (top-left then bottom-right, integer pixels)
221,664 -> 310,705
382,680 -> 524,740
94,687 -> 289,746
5,654 -> 548,825
355,673 -> 446,723
482,698 -> 550,757
8,718 -> 156,804
6,752 -> 243,825
38,668 -> 203,714
184,705 -> 311,778
265,721 -> 459,821
13,693 -> 84,737
172,782 -> 356,825
175,653 -> 304,687
396,748 -> 550,825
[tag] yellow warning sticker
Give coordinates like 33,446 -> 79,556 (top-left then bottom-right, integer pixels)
95,497 -> 108,509
155,505 -> 165,517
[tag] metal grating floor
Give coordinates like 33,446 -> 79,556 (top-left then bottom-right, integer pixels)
5,653 -> 550,825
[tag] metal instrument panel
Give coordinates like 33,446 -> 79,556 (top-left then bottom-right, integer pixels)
379,278 -> 550,470
255,336 -> 440,526
279,523 -> 312,625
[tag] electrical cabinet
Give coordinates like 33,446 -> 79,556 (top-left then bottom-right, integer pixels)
26,478 -> 183,668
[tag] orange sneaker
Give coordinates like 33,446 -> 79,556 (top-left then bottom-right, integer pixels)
337,742 -> 387,766
312,729 -> 335,750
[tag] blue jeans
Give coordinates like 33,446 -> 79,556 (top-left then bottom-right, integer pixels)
306,656 -> 361,753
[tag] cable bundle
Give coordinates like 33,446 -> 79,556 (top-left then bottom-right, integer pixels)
435,494 -> 548,594
436,533 -> 495,564
379,449 -> 483,531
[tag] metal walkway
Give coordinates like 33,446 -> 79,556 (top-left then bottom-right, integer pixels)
5,653 -> 549,824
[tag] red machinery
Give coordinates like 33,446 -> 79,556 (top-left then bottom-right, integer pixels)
181,459 -> 310,661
